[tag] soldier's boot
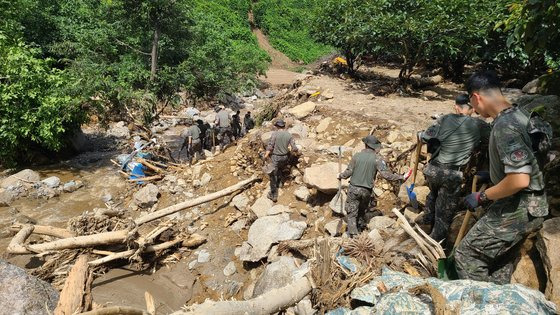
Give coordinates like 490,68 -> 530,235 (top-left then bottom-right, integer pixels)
346,217 -> 359,238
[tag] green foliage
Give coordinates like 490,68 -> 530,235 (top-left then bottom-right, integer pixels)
0,34 -> 84,165
254,0 -> 333,63
502,0 -> 560,70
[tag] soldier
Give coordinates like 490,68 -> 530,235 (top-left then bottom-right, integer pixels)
232,110 -> 241,139
244,111 -> 255,133
214,105 -> 232,149
196,119 -> 210,150
263,119 -> 299,202
456,70 -> 549,284
180,118 -> 203,162
416,94 -> 491,243
339,135 -> 411,237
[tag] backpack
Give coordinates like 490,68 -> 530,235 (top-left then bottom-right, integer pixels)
526,110 -> 553,168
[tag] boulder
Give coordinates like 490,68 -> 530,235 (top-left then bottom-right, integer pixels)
367,216 -> 396,231
516,94 -> 560,135
107,121 -> 130,138
511,248 -> 544,291
415,186 -> 431,205
133,183 -> 159,208
231,193 -> 250,211
289,123 -> 309,139
0,189 -> 16,207
316,117 -> 332,133
294,186 -> 311,202
1,169 -> 40,189
537,217 -> 560,306
288,101 -> 316,119
253,256 -> 302,297
325,219 -> 344,236
63,180 -> 83,193
239,213 -> 307,262
303,162 -> 348,194
251,194 -> 275,218
0,259 -> 59,314
41,176 -> 61,189
522,78 -> 539,94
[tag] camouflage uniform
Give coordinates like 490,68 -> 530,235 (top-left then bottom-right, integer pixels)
340,148 -> 403,236
420,114 -> 490,242
232,113 -> 241,138
267,130 -> 298,200
180,124 -> 203,161
215,109 -> 232,148
456,106 -> 548,284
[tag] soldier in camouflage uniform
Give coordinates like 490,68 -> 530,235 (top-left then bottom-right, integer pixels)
264,119 -> 299,202
214,106 -> 232,150
180,118 -> 203,163
456,71 -> 548,284
417,94 -> 491,243
339,136 -> 411,237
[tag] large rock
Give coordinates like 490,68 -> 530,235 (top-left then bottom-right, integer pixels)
367,216 -> 396,231
107,121 -> 130,138
398,183 -> 430,205
251,194 -> 275,218
231,193 -> 250,211
325,218 -> 344,236
303,162 -> 347,194
537,217 -> 560,307
41,176 -> 61,189
288,101 -> 316,119
294,186 -> 311,202
0,189 -> 16,206
1,169 -> 40,188
133,183 -> 159,208
289,123 -> 309,139
253,256 -> 302,297
238,213 -> 307,262
522,78 -> 539,94
316,117 -> 332,133
0,259 -> 59,313
516,94 -> 560,135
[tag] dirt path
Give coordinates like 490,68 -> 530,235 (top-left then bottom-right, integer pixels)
249,10 -> 305,86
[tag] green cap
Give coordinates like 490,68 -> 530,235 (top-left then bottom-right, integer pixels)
362,135 -> 381,149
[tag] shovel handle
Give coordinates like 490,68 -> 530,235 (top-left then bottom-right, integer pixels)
411,132 -> 423,184
454,176 -> 487,249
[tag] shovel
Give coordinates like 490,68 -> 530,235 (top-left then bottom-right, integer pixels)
329,146 -> 344,214
211,130 -> 217,154
406,132 -> 423,209
437,175 -> 487,279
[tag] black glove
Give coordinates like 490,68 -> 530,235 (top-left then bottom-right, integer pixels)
476,171 -> 490,183
464,192 -> 481,211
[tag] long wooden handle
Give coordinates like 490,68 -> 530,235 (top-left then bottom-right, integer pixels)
411,132 -> 423,184
454,176 -> 487,249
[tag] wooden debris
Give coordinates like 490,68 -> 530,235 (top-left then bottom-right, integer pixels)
10,224 -> 75,238
55,255 -> 90,315
79,306 -> 149,315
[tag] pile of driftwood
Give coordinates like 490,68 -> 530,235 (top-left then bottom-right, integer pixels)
6,176 -> 258,314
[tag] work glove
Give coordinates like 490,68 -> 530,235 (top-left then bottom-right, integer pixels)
402,169 -> 413,181
476,171 -> 491,184
464,192 -> 481,211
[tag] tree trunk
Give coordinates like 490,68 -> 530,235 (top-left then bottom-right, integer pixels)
55,255 -> 89,315
150,24 -> 159,81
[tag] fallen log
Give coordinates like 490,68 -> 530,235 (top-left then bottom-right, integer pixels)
174,276 -> 312,315
137,158 -> 163,173
88,239 -> 183,267
7,225 -> 34,254
134,175 -> 258,225
55,255 -> 89,315
79,306 -> 149,315
7,230 -> 129,254
128,175 -> 163,182
10,224 -> 76,239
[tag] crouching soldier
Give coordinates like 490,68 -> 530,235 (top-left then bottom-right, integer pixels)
263,119 -> 299,202
339,135 -> 412,237
416,94 -> 491,243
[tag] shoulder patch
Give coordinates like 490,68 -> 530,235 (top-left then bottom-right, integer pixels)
510,149 -> 529,162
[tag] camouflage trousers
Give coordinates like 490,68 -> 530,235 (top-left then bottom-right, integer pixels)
345,184 -> 373,236
269,154 -> 289,199
455,193 -> 544,284
422,163 -> 463,242
218,127 -> 232,148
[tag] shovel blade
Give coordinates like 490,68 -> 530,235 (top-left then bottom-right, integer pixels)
406,184 -> 418,209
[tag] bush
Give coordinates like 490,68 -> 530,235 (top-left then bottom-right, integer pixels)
254,0 -> 333,64
0,35 -> 84,165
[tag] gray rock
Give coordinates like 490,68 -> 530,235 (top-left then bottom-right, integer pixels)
230,218 -> 248,233
522,78 -> 539,94
267,204 -> 292,216
107,121 -> 130,138
133,183 -> 159,208
41,176 -> 60,189
288,101 -> 316,119
368,229 -> 384,246
63,180 -> 83,193
1,169 -> 40,189
537,217 -> 560,306
223,261 -> 237,276
239,213 -> 307,262
253,256 -> 298,297
0,189 -> 16,206
367,216 -> 396,231
294,186 -> 311,202
0,259 -> 59,314
289,123 -> 309,139
251,194 -> 275,218
200,173 -> 212,186
296,298 -> 316,315
197,249 -> 211,263
325,218 -> 344,236
316,117 -> 332,133
303,162 -> 348,194
231,193 -> 250,211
